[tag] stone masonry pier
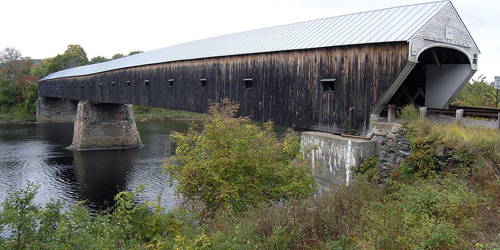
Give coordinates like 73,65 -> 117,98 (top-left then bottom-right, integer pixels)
67,102 -> 142,151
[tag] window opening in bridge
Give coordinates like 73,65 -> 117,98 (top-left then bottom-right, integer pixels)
90,83 -> 93,88
67,84 -> 69,88
74,84 -> 76,88
200,79 -> 207,87
169,79 -> 174,87
81,83 -> 84,88
127,81 -> 131,87
112,82 -> 116,87
321,78 -> 336,92
473,54 -> 478,65
244,78 -> 253,89
145,80 -> 150,87
99,83 -> 103,88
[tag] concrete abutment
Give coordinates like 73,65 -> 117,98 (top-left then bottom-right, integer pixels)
301,132 -> 377,194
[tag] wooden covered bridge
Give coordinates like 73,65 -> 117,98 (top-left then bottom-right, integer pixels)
38,0 -> 479,150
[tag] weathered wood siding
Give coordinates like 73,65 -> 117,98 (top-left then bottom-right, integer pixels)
39,42 -> 409,133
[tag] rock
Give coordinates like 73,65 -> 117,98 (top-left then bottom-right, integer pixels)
375,127 -> 412,179
390,124 -> 404,133
386,133 -> 397,139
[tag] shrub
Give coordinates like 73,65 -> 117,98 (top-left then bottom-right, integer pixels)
397,104 -> 421,123
163,98 -> 316,218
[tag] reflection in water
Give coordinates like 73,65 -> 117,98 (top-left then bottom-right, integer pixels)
72,149 -> 139,209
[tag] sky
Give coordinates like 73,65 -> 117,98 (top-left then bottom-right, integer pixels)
2,0 -> 499,82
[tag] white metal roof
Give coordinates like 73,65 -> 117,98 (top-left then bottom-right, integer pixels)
41,1 -> 450,81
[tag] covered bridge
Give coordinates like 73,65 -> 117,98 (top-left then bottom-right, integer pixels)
38,0 -> 479,135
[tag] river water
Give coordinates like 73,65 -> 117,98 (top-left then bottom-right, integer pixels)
0,121 -> 193,211
0,120 -> 289,212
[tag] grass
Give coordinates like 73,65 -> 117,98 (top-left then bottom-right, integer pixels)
133,105 -> 204,121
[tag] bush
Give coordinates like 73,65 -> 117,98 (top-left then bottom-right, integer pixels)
397,104 -> 421,123
0,182 -> 203,249
163,98 -> 316,218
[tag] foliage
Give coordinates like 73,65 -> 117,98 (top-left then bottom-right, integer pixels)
0,47 -> 33,80
89,56 -> 109,64
354,155 -> 380,182
133,105 -> 204,121
0,182 -> 203,249
0,73 -> 38,121
452,77 -> 498,108
128,50 -> 144,56
206,179 -> 381,249
61,44 -> 88,69
163,98 -> 316,217
0,49 -> 39,121
397,104 -> 421,123
112,53 -> 125,60
341,117 -> 357,135
29,45 -> 87,79
361,177 -> 484,249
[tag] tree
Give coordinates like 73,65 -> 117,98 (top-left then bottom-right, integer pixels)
89,56 -> 109,64
62,44 -> 88,69
0,47 -> 33,80
111,53 -> 125,60
452,77 -> 496,107
163,99 -> 316,218
128,50 -> 143,56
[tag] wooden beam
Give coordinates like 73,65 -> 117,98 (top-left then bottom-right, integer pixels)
432,49 -> 441,69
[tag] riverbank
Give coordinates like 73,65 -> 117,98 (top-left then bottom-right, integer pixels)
0,105 -> 204,123
132,105 -> 204,121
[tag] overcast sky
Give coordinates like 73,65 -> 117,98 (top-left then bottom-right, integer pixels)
2,0 -> 499,82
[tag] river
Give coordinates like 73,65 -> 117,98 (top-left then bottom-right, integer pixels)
0,121 -> 194,211
0,120 -> 289,212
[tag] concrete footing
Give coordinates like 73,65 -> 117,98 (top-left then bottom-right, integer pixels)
68,102 -> 142,151
301,132 -> 377,195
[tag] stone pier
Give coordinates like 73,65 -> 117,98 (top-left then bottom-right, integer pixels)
36,97 -> 78,123
68,101 -> 142,151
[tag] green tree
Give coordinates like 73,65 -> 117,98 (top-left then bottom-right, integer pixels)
452,77 -> 496,107
89,56 -> 109,64
62,44 -> 88,69
111,53 -> 125,60
43,54 -> 64,77
163,99 -> 316,218
128,50 -> 143,56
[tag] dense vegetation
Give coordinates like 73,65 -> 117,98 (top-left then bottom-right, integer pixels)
1,104 -> 499,249
163,99 -> 316,218
0,46 -> 152,122
451,76 -> 499,108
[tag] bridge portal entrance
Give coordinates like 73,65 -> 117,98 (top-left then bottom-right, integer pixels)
388,47 -> 474,110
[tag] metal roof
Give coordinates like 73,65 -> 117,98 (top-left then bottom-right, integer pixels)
41,1 -> 450,81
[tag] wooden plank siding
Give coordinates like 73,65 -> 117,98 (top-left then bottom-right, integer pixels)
39,42 -> 409,133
